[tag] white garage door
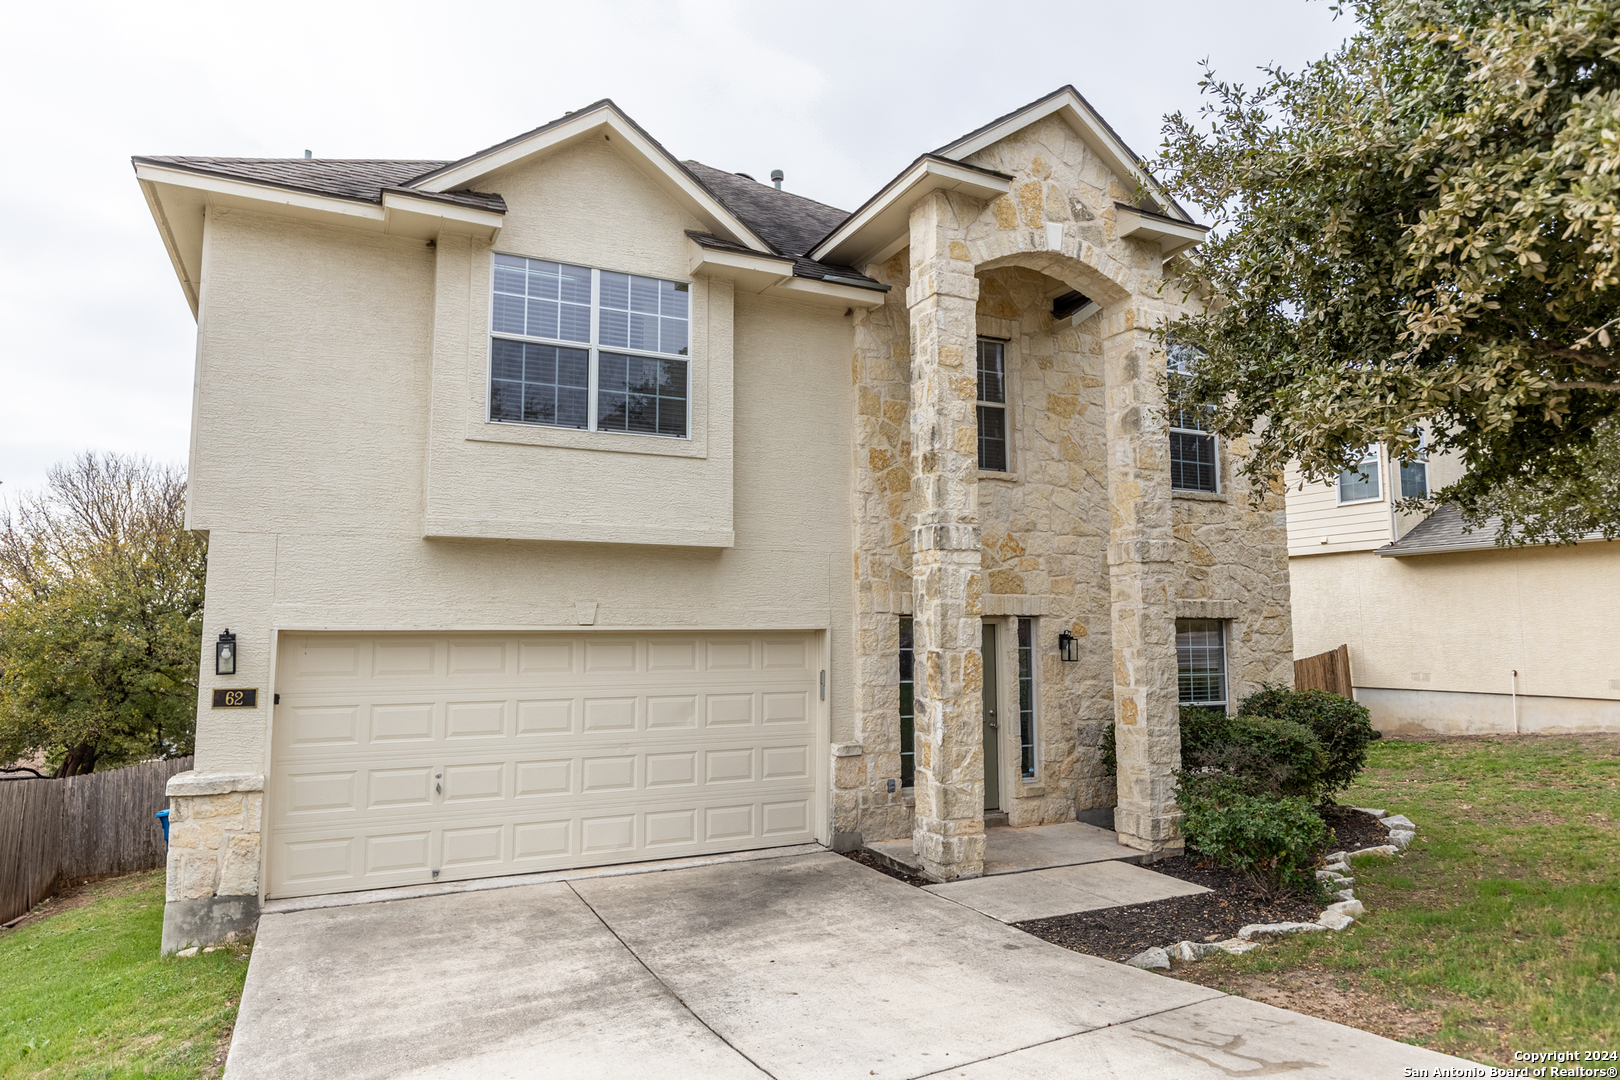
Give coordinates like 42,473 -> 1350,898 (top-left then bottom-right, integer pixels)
267,631 -> 820,899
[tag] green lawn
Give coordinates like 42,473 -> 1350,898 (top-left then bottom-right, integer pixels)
0,871 -> 250,1079
1175,734 -> 1620,1064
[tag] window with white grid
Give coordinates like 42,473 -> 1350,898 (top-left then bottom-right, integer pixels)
490,254 -> 690,438
1176,618 -> 1227,707
1167,344 -> 1218,492
1337,444 -> 1382,504
977,338 -> 1008,472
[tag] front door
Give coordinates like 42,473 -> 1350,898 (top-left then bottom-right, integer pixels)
982,622 -> 1000,811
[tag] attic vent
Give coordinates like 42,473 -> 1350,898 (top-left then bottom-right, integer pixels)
771,169 -> 784,190
303,150 -> 312,159
735,172 -> 755,181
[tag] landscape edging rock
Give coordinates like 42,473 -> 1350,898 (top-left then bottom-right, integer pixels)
1125,808 -> 1415,971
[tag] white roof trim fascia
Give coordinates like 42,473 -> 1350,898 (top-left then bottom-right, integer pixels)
134,163 -> 387,222
1115,204 -> 1210,257
410,106 -> 772,255
380,191 -> 505,232
937,90 -> 1191,225
137,177 -> 200,317
809,158 -> 1011,267
687,242 -> 795,293
767,276 -> 890,308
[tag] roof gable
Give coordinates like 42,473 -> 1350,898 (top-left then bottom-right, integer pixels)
405,101 -> 772,254
935,85 -> 1192,223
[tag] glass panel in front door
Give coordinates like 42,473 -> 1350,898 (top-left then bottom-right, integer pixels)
982,622 -> 1000,811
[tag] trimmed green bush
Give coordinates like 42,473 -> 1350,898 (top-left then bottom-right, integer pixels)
1176,772 -> 1328,900
1238,684 -> 1377,797
1178,708 -> 1327,800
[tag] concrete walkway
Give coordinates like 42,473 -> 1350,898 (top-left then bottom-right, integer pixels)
225,850 -> 1477,1079
925,859 -> 1210,923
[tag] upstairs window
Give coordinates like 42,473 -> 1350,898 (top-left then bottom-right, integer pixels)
490,254 -> 690,438
1167,342 -> 1218,492
1337,444 -> 1382,504
1169,404 -> 1219,492
1398,430 -> 1429,499
976,338 -> 1008,472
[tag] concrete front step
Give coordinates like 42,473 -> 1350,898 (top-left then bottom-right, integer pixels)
864,820 -> 1141,881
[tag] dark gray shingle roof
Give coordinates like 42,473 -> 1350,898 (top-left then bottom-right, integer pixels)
133,156 -> 508,212
1378,504 -> 1615,556
1378,504 -> 1502,556
679,162 -> 848,257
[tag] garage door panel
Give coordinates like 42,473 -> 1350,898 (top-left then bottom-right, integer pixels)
516,698 -> 574,734
445,700 -> 506,739
270,631 -> 820,898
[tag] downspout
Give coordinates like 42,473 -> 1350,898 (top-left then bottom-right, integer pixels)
1511,669 -> 1519,734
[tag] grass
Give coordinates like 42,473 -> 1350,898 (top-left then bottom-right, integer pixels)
0,871 -> 250,1079
1173,733 -> 1620,1065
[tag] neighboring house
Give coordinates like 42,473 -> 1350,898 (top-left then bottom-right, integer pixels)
1286,447 -> 1620,735
134,87 -> 1294,952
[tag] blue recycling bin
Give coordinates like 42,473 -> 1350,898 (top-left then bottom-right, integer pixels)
155,808 -> 171,846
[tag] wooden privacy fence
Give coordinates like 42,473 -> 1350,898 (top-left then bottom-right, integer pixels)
0,756 -> 194,925
1295,644 -> 1354,698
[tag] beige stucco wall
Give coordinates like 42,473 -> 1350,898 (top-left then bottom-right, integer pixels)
185,143 -> 857,840
1291,542 -> 1620,732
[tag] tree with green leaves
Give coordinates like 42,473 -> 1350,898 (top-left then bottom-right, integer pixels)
1156,0 -> 1620,544
0,454 -> 206,775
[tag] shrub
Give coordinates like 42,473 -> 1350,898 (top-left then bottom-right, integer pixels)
1179,708 -> 1326,800
1176,772 -> 1328,900
1238,684 -> 1377,797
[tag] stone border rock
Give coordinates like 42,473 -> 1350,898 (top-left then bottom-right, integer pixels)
1125,808 -> 1414,970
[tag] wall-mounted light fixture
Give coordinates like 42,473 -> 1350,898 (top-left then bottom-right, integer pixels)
1057,630 -> 1080,663
215,629 -> 237,676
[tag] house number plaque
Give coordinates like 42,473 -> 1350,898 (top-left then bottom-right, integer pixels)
211,688 -> 258,708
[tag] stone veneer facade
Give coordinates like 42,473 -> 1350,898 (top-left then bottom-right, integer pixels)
161,772 -> 264,953
837,114 -> 1293,876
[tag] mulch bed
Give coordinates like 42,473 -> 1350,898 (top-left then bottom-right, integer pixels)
840,847 -> 933,887
1016,807 -> 1389,962
1319,802 -> 1391,852
841,806 -> 1390,963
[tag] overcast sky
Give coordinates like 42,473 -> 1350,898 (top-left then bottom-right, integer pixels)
0,0 -> 1353,501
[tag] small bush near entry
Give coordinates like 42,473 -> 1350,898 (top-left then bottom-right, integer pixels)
1194,715 -> 1327,800
1238,684 -> 1377,797
1178,707 -> 1327,800
1176,772 -> 1328,901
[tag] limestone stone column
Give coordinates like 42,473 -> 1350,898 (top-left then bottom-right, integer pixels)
906,190 -> 985,880
1101,316 -> 1184,856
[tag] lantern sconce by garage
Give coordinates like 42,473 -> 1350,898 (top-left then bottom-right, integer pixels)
1057,630 -> 1080,662
215,629 -> 238,676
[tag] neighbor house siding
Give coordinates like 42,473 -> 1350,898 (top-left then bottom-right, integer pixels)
1290,543 -> 1620,734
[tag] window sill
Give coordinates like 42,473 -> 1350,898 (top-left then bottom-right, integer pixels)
467,419 -> 708,459
1172,489 -> 1228,502
1017,782 -> 1046,798
979,471 -> 1018,483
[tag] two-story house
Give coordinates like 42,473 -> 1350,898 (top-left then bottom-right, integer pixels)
136,87 -> 1294,952
1286,446 -> 1619,734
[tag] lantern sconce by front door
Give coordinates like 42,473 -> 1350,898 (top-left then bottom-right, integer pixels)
1057,630 -> 1079,662
215,629 -> 237,676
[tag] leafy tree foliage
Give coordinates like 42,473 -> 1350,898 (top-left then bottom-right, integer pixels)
1156,0 -> 1620,544
0,455 -> 205,775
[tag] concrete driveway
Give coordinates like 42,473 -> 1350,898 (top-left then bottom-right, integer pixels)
225,850 -> 1474,1079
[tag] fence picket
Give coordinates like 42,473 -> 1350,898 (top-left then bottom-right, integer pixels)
1294,644 -> 1354,698
0,756 -> 194,924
